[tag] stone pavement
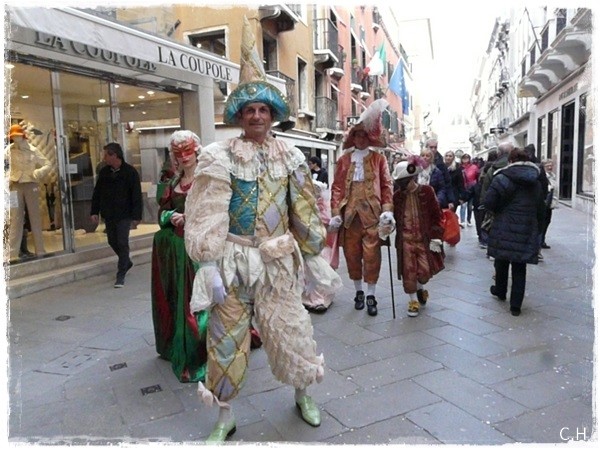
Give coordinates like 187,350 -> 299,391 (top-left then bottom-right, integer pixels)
5,206 -> 596,445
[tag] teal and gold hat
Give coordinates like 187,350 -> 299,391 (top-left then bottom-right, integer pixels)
224,16 -> 290,125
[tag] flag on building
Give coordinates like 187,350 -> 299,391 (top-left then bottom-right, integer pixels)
389,61 -> 409,115
363,44 -> 386,77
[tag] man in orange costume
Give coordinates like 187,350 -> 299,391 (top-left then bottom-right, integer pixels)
330,99 -> 395,316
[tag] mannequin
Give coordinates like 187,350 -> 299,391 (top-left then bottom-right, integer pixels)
6,124 -> 51,261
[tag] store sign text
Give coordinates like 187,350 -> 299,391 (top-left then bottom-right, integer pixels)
559,84 -> 578,101
157,46 -> 234,83
34,32 -> 157,72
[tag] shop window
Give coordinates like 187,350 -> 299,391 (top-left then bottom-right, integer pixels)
547,109 -> 559,162
577,94 -> 594,197
537,116 -> 547,160
5,63 -> 65,257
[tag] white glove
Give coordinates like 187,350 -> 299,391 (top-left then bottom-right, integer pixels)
191,263 -> 226,313
379,211 -> 395,226
329,215 -> 343,229
378,211 -> 396,239
429,239 -> 443,253
210,266 -> 226,305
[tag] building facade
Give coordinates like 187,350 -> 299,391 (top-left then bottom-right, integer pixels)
469,7 -> 593,213
4,4 -> 415,265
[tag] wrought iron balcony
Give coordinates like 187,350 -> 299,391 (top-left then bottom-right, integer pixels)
315,96 -> 339,131
266,70 -> 297,115
350,65 -> 364,92
314,17 -> 341,69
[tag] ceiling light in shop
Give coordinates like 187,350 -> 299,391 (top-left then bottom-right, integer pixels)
138,95 -> 145,99
6,63 -> 15,69
98,98 -> 106,103
147,91 -> 155,95
21,95 -> 29,99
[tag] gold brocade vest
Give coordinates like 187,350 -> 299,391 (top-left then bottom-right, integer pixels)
343,181 -> 380,229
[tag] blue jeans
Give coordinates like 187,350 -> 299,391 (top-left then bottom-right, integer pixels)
459,198 -> 473,223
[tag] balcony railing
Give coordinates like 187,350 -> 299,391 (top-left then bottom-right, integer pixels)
266,70 -> 297,115
315,96 -> 339,130
314,17 -> 340,63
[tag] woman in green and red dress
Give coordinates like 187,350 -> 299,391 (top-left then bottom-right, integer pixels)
151,130 -> 208,382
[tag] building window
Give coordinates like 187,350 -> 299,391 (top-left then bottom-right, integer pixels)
297,58 -> 308,110
287,4 -> 305,20
577,94 -> 594,197
263,34 -> 278,72
187,29 -> 226,57
521,58 -> 527,77
541,27 -> 548,53
556,8 -> 567,35
529,45 -> 536,67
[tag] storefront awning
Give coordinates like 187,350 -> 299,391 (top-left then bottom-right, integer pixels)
6,6 -> 286,93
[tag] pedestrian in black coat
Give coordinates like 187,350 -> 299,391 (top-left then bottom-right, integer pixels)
484,148 -> 545,316
91,142 -> 142,288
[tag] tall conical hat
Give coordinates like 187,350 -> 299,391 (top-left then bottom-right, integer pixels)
343,98 -> 389,149
224,16 -> 290,125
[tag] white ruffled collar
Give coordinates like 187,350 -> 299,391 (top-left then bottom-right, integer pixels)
226,135 -> 305,181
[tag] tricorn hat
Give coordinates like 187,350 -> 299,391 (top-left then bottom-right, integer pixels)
392,160 -> 422,180
223,16 -> 290,125
343,98 -> 388,149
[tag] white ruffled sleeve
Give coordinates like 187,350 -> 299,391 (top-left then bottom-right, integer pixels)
184,142 -> 232,263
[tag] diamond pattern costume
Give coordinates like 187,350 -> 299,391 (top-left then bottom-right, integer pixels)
185,136 -> 336,405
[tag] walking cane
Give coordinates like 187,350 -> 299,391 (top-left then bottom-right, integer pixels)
384,236 -> 396,319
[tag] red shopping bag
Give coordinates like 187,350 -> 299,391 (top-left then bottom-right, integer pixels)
442,209 -> 461,246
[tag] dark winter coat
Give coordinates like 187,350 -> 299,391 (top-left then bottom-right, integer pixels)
483,162 -> 545,264
91,161 -> 143,222
447,164 -> 467,204
480,153 -> 509,204
434,151 -> 456,206
428,166 -> 453,209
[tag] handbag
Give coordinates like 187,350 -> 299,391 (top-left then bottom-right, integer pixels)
442,208 -> 461,246
481,211 -> 494,232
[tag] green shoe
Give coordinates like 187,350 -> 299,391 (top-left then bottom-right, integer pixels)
295,395 -> 321,427
206,419 -> 236,443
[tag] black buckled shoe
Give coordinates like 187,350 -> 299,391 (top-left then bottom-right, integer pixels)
354,291 -> 365,310
366,295 -> 378,316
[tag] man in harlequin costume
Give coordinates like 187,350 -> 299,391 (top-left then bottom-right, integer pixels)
184,16 -> 340,443
329,99 -> 395,317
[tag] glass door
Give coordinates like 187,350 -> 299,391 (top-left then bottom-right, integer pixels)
57,72 -> 112,249
111,83 -> 181,234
